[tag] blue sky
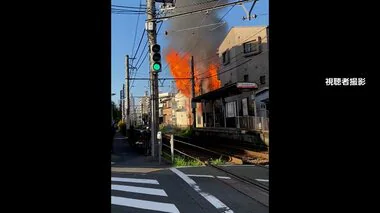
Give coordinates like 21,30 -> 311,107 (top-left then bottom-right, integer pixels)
112,0 -> 268,104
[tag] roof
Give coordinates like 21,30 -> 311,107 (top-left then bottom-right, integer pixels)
192,82 -> 258,102
219,26 -> 268,48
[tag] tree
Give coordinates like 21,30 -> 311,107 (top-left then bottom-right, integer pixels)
112,101 -> 122,122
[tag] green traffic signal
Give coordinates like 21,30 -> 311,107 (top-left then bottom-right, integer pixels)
153,62 -> 161,71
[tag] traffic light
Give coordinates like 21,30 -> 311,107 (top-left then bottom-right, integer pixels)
151,44 -> 161,72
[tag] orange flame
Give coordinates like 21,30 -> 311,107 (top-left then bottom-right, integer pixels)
166,49 -> 192,97
166,49 -> 221,98
207,63 -> 221,91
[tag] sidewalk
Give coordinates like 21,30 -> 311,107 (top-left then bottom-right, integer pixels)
111,131 -> 171,172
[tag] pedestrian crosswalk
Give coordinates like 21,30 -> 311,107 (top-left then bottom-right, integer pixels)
111,176 -> 180,213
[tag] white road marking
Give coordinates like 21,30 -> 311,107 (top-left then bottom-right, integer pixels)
171,168 -> 234,213
255,179 -> 269,182
111,177 -> 159,185
216,176 -> 231,179
112,184 -> 168,197
112,196 -> 180,213
186,174 -> 231,180
174,165 -> 206,168
187,174 -> 214,178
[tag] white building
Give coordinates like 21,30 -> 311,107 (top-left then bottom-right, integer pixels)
217,26 -> 269,118
172,92 -> 191,128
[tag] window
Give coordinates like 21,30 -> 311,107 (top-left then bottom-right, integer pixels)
242,98 -> 248,116
226,101 -> 237,118
243,39 -> 261,55
260,75 -> 266,85
222,50 -> 230,65
244,74 -> 249,82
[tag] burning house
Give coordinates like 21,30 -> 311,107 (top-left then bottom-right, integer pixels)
164,1 -> 269,145
164,0 -> 229,127
193,26 -> 269,132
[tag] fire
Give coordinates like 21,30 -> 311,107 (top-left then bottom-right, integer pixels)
166,49 -> 192,97
207,63 -> 221,91
166,49 -> 221,98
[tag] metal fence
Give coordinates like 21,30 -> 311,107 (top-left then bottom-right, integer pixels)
237,116 -> 269,132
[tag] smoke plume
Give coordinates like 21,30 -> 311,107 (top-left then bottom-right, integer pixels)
165,0 -> 229,95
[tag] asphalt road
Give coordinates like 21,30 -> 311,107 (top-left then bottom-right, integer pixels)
111,132 -> 269,213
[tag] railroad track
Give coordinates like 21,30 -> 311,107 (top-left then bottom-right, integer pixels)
209,164 -> 269,193
162,134 -> 243,164
161,134 -> 269,193
163,134 -> 268,165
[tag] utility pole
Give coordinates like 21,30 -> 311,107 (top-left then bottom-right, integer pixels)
147,0 -> 159,158
191,56 -> 196,128
125,55 -> 130,129
121,84 -> 125,121
141,98 -> 144,125
120,89 -> 122,120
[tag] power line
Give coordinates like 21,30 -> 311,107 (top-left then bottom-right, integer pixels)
111,8 -> 146,13
111,8 -> 145,12
209,4 -> 235,31
132,30 -> 146,60
194,34 -> 267,78
242,27 -> 267,43
134,42 -> 148,69
174,0 -> 221,10
160,22 -> 226,35
194,52 -> 244,77
162,0 -> 240,76
201,58 -> 253,80
161,1 -> 222,74
200,48 -> 269,80
131,0 -> 143,59
131,12 -> 166,83
151,0 -> 253,21
130,22 -> 163,89
112,11 -> 145,15
112,4 -> 147,9
130,30 -> 147,87
112,11 -> 145,14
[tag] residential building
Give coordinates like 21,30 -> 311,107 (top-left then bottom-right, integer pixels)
138,91 -> 150,125
158,92 -> 172,124
173,92 -> 191,128
192,26 -> 269,131
161,94 -> 174,125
